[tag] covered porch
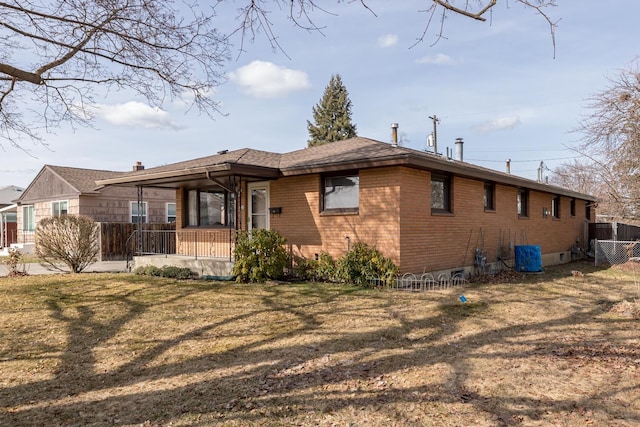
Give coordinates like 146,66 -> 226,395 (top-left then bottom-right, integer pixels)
97,151 -> 282,278
128,228 -> 236,278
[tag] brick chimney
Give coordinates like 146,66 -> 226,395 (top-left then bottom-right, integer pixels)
133,161 -> 144,171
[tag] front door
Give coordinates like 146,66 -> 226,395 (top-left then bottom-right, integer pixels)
247,181 -> 269,230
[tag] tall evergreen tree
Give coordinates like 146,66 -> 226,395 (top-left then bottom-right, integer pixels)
307,74 -> 357,147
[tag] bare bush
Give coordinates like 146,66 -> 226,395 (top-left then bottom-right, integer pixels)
35,215 -> 99,273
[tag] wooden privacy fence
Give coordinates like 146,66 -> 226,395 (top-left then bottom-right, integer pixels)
589,222 -> 640,242
98,222 -> 175,261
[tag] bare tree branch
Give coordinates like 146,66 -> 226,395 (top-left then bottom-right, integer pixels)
433,0 -> 496,21
0,0 -> 560,150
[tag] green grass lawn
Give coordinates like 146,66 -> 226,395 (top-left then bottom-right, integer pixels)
0,261 -> 639,426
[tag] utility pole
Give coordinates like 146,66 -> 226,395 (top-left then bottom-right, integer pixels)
428,114 -> 440,155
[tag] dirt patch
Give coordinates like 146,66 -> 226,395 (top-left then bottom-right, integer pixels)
0,261 -> 639,426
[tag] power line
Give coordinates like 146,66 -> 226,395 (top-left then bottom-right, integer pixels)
465,155 -> 585,163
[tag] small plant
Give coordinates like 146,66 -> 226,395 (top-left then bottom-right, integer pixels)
160,266 -> 193,279
336,242 -> 398,287
293,256 -> 318,281
134,265 -> 163,276
134,265 -> 193,279
4,248 -> 27,277
316,252 -> 339,282
293,247 -> 395,286
233,229 -> 290,283
35,215 -> 100,273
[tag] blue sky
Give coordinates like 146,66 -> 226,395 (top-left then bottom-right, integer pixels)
2,1 -> 639,188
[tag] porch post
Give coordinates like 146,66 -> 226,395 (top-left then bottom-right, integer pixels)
137,185 -> 144,254
231,175 -> 239,262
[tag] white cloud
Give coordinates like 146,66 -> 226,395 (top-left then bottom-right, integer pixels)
228,60 -> 312,98
473,116 -> 521,133
416,53 -> 458,65
94,102 -> 181,129
377,34 -> 399,48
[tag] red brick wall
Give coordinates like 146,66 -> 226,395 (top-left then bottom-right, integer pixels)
270,168 -> 401,264
398,172 -> 591,273
175,168 -> 592,274
271,167 -> 591,274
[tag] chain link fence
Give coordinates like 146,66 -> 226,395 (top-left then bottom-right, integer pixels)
594,239 -> 640,266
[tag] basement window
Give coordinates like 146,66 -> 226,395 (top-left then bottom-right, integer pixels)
322,173 -> 359,214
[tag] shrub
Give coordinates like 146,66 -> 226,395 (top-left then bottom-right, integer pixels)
233,229 -> 290,283
161,266 -> 193,279
134,265 -> 193,279
134,265 -> 163,276
35,215 -> 99,273
336,242 -> 398,287
293,256 -> 317,281
316,252 -> 339,282
4,248 -> 27,277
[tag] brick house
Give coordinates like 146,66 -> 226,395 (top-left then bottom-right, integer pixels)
15,164 -> 176,247
98,137 -> 597,276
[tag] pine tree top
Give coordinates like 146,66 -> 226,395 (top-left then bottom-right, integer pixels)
307,74 -> 357,147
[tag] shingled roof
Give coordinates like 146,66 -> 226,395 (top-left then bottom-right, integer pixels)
15,165 -> 124,204
96,137 -> 597,201
46,165 -> 123,194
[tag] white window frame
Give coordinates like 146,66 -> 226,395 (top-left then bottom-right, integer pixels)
51,200 -> 68,217
130,201 -> 148,224
22,205 -> 35,231
166,202 -> 176,223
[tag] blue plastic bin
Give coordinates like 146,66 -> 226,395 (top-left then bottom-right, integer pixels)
514,245 -> 542,272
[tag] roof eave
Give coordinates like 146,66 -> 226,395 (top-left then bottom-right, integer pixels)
96,163 -> 280,187
282,152 -> 597,201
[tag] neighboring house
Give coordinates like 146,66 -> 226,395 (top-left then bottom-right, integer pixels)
0,185 -> 24,248
15,164 -> 176,245
97,137 -> 597,276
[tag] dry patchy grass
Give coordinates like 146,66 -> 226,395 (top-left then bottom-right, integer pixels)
0,261 -> 639,426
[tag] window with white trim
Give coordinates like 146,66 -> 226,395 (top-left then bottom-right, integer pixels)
22,205 -> 35,231
166,202 -> 176,223
131,201 -> 148,224
52,200 -> 68,217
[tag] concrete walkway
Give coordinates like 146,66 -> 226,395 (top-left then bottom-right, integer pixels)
0,260 -> 129,276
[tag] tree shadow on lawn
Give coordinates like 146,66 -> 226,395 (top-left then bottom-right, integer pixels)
0,269 -> 639,426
